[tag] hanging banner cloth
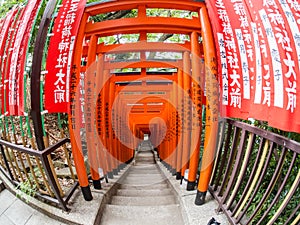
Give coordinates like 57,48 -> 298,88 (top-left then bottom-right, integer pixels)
8,0 -> 42,116
206,0 -> 300,133
0,8 -> 18,115
45,0 -> 87,113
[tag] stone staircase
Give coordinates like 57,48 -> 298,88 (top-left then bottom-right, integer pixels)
99,141 -> 184,225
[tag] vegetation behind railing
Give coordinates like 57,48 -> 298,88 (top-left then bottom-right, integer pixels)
0,115 -> 78,211
210,119 -> 300,225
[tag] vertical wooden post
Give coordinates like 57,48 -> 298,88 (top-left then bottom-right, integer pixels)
187,31 -> 203,191
85,35 -> 101,189
68,12 -> 92,200
95,52 -> 108,177
108,80 -> 118,175
101,70 -> 113,179
176,69 -> 184,180
195,6 -> 219,205
181,51 -> 192,181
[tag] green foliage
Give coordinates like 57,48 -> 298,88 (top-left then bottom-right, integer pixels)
241,118 -> 300,142
0,0 -> 27,18
16,180 -> 37,203
222,119 -> 300,224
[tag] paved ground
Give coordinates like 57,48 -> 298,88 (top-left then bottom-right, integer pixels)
0,153 -> 229,225
0,189 -> 66,225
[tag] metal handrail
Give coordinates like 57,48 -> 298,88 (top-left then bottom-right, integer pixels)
0,137 -> 78,211
210,118 -> 300,225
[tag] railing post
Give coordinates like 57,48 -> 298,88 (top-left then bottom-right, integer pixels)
0,144 -> 14,181
31,0 -> 58,151
40,154 -> 68,211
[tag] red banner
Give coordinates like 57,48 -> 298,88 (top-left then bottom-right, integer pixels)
0,8 -> 19,115
8,0 -> 42,116
206,0 -> 300,133
45,0 -> 87,113
2,8 -> 22,116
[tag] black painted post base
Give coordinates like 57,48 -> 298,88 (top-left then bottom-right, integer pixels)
187,181 -> 196,191
119,163 -> 125,170
81,185 -> 93,201
166,163 -> 171,171
176,172 -> 182,180
171,168 -> 177,176
113,169 -> 118,175
93,179 -> 101,190
104,175 -> 109,183
195,190 -> 207,205
107,171 -> 114,179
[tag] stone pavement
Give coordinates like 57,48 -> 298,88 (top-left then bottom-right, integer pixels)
0,189 -> 66,225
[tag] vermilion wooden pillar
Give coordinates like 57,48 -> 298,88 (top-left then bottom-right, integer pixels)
176,69 -> 184,180
85,35 -> 101,189
101,69 -> 114,179
68,12 -> 92,201
195,6 -> 219,205
180,51 -> 192,180
187,31 -> 203,191
95,52 -> 109,177
108,80 -> 119,175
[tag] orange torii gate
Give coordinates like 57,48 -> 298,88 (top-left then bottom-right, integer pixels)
66,0 -> 218,205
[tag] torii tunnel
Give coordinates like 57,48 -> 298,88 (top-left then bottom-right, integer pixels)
65,0 -> 219,204
0,0 -> 300,222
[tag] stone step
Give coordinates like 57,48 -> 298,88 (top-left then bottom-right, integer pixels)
111,195 -> 176,206
135,157 -> 154,161
126,173 -> 163,178
100,204 -> 184,225
137,151 -> 153,154
121,177 -> 166,185
135,161 -> 155,165
134,162 -> 156,166
99,141 -> 185,225
136,154 -> 154,157
116,188 -> 173,197
135,158 -> 155,161
135,159 -> 155,163
119,183 -> 168,190
129,169 -> 160,174
130,167 -> 159,171
132,164 -> 157,169
124,176 -> 165,183
136,153 -> 153,156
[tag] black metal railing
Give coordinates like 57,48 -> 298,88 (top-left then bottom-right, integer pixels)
0,137 -> 78,211
210,118 -> 300,225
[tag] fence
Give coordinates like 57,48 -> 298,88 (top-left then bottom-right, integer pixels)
210,119 -> 300,225
0,126 -> 77,211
